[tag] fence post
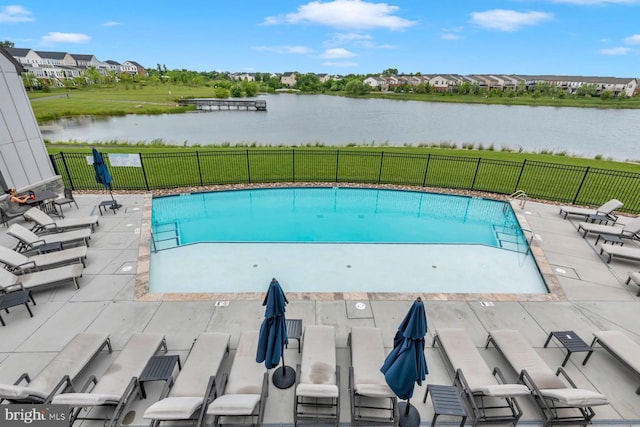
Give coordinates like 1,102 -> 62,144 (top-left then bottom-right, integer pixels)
514,159 -> 527,192
335,150 -> 340,183
377,152 -> 384,184
59,152 -> 74,190
291,150 -> 295,182
246,149 -> 251,183
196,151 -> 203,186
422,153 -> 430,187
471,158 -> 481,190
572,166 -> 591,204
139,153 -> 150,190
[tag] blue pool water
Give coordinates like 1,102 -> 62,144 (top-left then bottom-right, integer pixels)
151,188 -> 527,250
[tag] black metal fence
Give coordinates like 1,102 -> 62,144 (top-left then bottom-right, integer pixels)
50,150 -> 640,213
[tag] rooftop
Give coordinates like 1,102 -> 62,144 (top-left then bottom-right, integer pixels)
1,190 -> 639,426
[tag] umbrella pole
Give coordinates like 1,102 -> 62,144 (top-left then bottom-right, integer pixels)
398,399 -> 420,427
108,184 -> 122,210
272,355 -> 296,389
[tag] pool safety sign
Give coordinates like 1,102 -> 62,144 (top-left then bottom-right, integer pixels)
108,153 -> 142,167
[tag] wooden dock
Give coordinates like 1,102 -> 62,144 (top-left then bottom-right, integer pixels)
178,98 -> 267,111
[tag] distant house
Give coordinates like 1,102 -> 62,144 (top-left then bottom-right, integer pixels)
4,47 -> 39,67
231,72 -> 255,82
34,50 -> 76,67
281,72 -> 297,87
122,60 -> 146,76
316,73 -> 331,83
364,76 -> 388,91
70,54 -> 103,69
104,60 -> 121,73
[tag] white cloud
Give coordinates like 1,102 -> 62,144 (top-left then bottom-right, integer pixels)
442,33 -> 462,40
470,9 -> 553,31
252,45 -> 311,54
264,0 -> 416,30
323,60 -> 359,67
321,48 -> 356,58
623,34 -> 640,44
41,32 -> 91,45
101,21 -> 121,27
598,46 -> 631,55
325,32 -> 372,45
0,5 -> 34,23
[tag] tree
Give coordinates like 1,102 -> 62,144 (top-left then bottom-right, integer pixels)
381,68 -> 398,76
1,40 -> 15,48
344,79 -> 371,95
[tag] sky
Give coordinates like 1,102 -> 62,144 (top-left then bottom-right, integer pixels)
1,1 -> 639,77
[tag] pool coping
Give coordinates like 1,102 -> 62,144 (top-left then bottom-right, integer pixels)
134,183 -> 564,302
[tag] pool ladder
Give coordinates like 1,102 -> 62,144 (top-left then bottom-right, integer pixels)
150,222 -> 180,252
506,190 -> 528,210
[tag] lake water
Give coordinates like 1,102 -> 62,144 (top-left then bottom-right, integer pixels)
41,94 -> 640,161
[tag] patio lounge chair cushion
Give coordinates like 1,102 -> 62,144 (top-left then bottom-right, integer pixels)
559,199 -> 623,219
0,333 -> 110,403
436,328 -> 529,397
0,245 -> 86,271
538,388 -> 609,406
592,331 -> 640,375
0,263 -> 83,292
7,223 -> 90,251
577,217 -> 640,239
600,244 -> 640,263
350,327 -> 395,398
144,332 -> 230,421
297,325 -> 338,398
207,331 -> 266,417
53,333 -> 165,407
24,207 -> 98,232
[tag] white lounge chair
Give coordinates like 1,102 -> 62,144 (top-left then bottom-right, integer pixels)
294,325 -> 339,426
348,326 -> 397,426
584,330 -> 640,394
0,262 -> 84,292
600,243 -> 640,264
204,331 -> 268,427
52,333 -> 167,427
577,217 -> 640,239
0,333 -> 111,404
7,223 -> 90,252
486,329 -> 608,427
432,328 -> 529,426
144,332 -> 230,427
24,207 -> 99,233
0,245 -> 87,271
559,199 -> 623,221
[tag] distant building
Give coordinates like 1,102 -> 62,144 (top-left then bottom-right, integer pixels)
280,72 -> 297,87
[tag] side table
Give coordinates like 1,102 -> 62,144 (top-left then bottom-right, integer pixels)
586,214 -> 613,225
38,241 -> 62,254
594,233 -> 623,246
286,318 -> 303,353
138,354 -> 181,399
98,200 -> 117,215
544,331 -> 593,367
423,384 -> 467,427
0,290 -> 36,326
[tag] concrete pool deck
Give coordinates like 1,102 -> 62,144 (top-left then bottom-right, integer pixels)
1,190 -> 640,426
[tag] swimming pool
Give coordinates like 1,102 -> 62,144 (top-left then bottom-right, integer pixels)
148,187 -> 547,294
151,188 -> 528,250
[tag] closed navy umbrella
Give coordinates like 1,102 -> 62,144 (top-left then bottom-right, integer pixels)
92,148 -> 121,210
256,278 -> 295,389
381,297 -> 428,427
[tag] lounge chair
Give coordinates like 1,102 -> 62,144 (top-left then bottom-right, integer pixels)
486,329 -> 608,427
0,245 -> 87,271
7,223 -> 90,252
24,207 -> 99,233
599,243 -> 640,264
144,332 -> 231,427
559,199 -> 623,221
347,327 -> 397,426
52,333 -> 167,427
294,325 -> 340,427
53,188 -> 79,217
626,272 -> 640,296
203,331 -> 268,427
0,261 -> 84,292
584,330 -> 640,394
432,328 -> 530,426
0,333 -> 111,403
576,217 -> 640,239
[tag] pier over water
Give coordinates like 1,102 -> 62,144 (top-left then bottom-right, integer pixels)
178,98 -> 267,111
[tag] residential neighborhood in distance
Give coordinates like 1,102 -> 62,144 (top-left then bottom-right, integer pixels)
5,47 -> 639,97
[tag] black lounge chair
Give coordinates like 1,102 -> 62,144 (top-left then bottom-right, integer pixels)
486,329 -> 608,427
584,330 -> 640,394
432,328 -> 529,426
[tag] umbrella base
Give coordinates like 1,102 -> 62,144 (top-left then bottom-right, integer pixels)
398,402 -> 420,427
272,365 -> 296,389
